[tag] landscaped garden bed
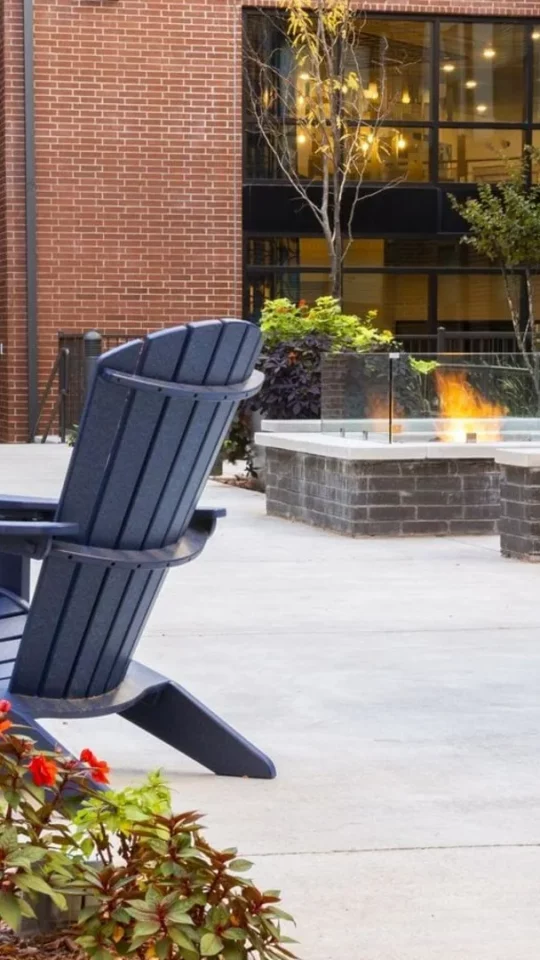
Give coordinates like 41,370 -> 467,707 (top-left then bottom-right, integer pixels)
0,703 -> 295,960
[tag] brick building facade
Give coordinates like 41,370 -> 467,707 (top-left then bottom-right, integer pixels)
1,0 -> 540,440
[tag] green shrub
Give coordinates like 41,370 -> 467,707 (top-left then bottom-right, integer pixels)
260,296 -> 394,354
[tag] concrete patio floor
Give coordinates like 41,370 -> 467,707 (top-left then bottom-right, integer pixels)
2,444 -> 540,959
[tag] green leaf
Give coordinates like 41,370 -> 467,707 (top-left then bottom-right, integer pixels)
266,907 -> 295,923
126,936 -> 150,953
3,791 -> 20,810
146,887 -> 162,909
166,904 -> 194,924
16,872 -> 68,911
79,905 -> 99,923
222,930 -> 248,942
168,927 -> 195,952
222,946 -> 244,960
112,908 -> 132,924
228,859 -> 253,873
154,938 -> 171,960
200,933 -> 224,957
0,892 -> 22,931
92,950 -> 115,960
8,848 -> 47,867
125,902 -> 154,921
80,838 -> 95,858
48,889 -> 69,912
18,899 -> 36,920
133,920 -> 161,938
76,936 -> 99,949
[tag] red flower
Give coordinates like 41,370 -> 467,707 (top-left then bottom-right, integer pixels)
28,755 -> 58,787
0,699 -> 11,714
80,748 -> 110,785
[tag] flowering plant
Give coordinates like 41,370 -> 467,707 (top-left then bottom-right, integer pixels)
0,703 -> 295,960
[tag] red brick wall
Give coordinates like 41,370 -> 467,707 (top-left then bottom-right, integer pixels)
29,0 -> 245,443
2,0 -> 540,440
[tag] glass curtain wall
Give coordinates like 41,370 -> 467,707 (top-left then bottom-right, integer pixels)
244,14 -> 540,333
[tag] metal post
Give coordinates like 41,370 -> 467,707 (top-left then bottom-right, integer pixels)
58,348 -> 69,443
83,330 -> 102,398
437,325 -> 446,358
388,352 -> 400,445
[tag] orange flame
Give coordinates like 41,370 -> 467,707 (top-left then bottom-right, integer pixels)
367,393 -> 403,420
435,370 -> 507,443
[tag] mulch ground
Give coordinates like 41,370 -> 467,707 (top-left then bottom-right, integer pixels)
212,475 -> 263,492
0,929 -> 85,960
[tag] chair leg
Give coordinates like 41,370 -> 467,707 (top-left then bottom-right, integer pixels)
121,681 -> 276,780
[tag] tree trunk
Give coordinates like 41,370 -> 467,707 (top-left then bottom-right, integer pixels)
525,270 -> 540,411
330,232 -> 343,301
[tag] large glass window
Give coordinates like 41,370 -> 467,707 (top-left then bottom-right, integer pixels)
439,22 -> 526,123
245,14 -> 536,184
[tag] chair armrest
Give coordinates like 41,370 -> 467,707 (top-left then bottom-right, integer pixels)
0,521 -> 80,560
0,521 -> 78,538
192,507 -> 226,537
0,496 -> 59,519
52,518 -> 212,570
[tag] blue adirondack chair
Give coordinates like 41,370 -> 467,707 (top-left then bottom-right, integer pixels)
0,320 -> 275,779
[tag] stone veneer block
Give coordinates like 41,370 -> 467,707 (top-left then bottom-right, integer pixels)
257,434 -> 500,538
496,447 -> 540,560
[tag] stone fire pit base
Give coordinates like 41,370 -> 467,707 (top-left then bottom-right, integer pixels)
497,448 -> 540,560
256,434 -> 500,537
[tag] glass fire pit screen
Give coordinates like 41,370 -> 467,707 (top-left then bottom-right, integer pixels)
321,352 -> 540,444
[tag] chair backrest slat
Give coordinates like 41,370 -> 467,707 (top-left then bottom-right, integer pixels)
10,320 -> 261,699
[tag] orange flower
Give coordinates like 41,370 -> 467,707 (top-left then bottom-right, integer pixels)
0,699 -> 11,714
28,755 -> 58,787
80,748 -> 110,785
0,720 -> 12,736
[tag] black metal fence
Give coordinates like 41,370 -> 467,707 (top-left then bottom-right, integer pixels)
35,325 -> 520,441
58,330 -> 131,433
399,327 -> 517,357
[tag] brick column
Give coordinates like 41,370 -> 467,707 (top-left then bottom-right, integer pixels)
497,449 -> 540,561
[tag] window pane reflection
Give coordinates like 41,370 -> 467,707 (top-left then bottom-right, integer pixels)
352,20 -> 432,122
438,274 -> 510,323
343,274 -> 428,331
438,129 -> 522,182
531,27 -> 540,121
440,22 -> 525,123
